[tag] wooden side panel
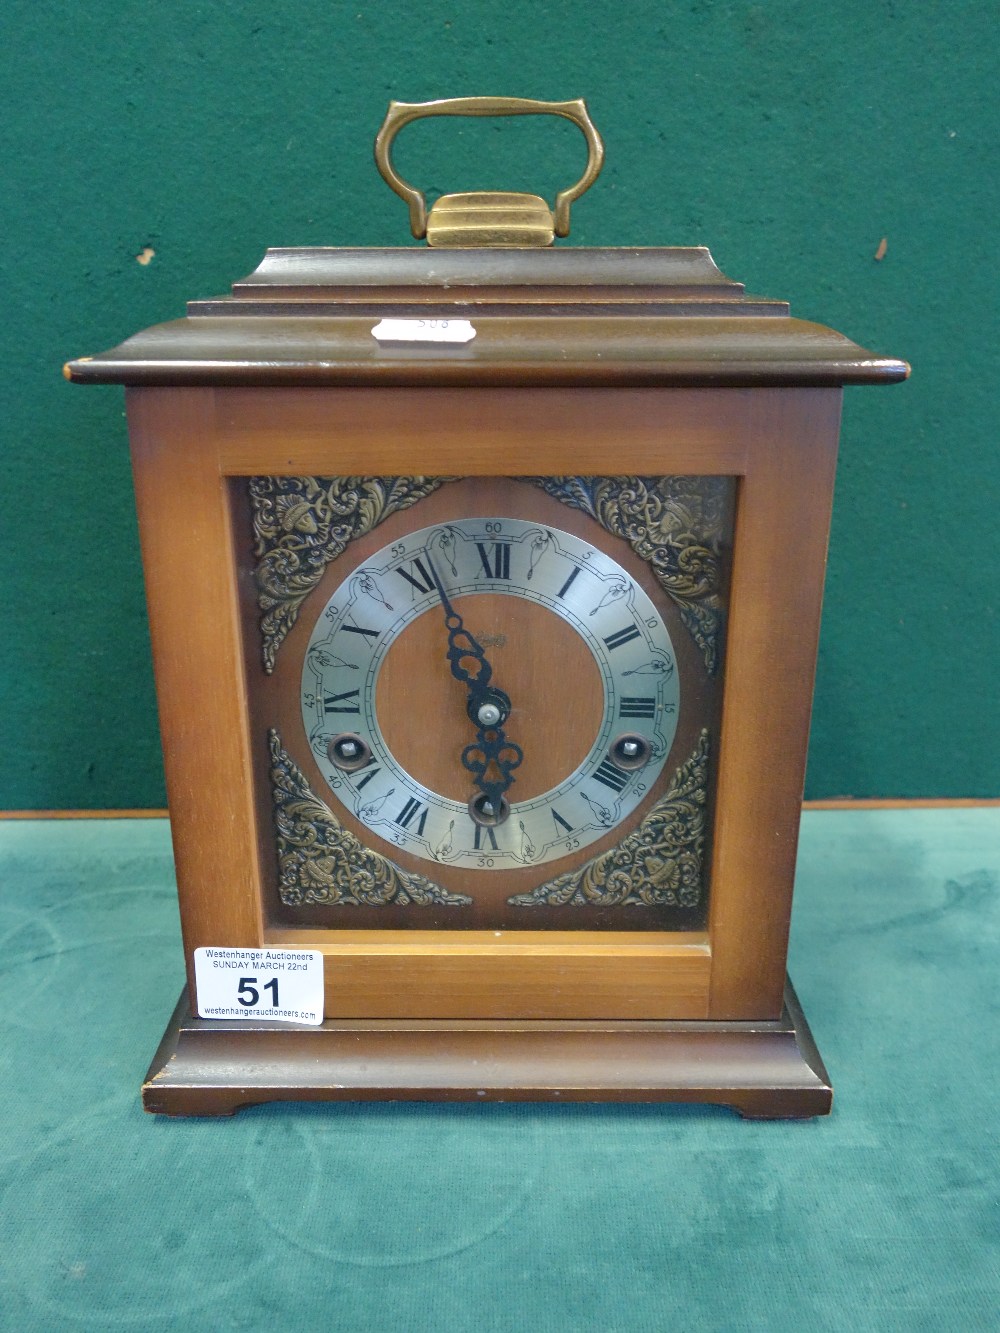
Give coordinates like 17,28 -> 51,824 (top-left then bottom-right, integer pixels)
707,388 -> 842,1019
125,388 -> 264,1005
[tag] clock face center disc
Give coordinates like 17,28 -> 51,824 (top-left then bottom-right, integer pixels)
374,592 -> 604,804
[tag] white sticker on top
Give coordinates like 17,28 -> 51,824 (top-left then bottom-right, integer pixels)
193,948 -> 324,1026
372,318 -> 476,344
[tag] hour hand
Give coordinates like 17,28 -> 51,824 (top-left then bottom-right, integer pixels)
424,550 -> 518,816
462,734 -> 523,821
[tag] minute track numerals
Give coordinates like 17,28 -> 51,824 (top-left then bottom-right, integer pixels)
302,518 -> 680,871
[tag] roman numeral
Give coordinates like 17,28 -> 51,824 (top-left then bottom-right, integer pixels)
476,542 -> 511,579
551,809 -> 574,834
603,623 -> 642,652
323,689 -> 360,714
592,759 -> 630,793
395,796 -> 428,835
619,696 -> 656,719
341,621 -> 379,643
474,823 -> 499,851
556,566 -> 581,599
395,556 -> 435,595
350,763 -> 381,791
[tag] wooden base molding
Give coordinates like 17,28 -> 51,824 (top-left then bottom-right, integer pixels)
141,978 -> 832,1119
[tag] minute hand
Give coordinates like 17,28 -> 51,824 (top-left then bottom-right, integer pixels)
425,551 -> 493,701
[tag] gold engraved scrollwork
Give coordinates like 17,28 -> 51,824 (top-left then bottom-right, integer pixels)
508,730 -> 709,908
250,476 -> 449,672
268,730 -> 472,908
527,477 -> 729,673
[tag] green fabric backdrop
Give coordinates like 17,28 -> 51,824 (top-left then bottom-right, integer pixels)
3,1 -> 997,806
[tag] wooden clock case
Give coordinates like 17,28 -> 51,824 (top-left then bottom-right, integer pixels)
67,244 -> 907,1117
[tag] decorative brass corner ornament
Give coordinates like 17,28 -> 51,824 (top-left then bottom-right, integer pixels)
250,477 -> 449,672
508,730 -> 709,908
527,478 -> 729,674
268,729 -> 472,908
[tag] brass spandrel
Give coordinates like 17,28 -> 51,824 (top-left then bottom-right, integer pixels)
508,730 -> 709,909
268,729 -> 471,908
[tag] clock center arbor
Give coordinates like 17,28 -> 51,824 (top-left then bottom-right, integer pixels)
66,97 -> 907,1116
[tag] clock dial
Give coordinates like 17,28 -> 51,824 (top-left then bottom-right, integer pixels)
301,518 -> 680,871
251,472 -> 731,932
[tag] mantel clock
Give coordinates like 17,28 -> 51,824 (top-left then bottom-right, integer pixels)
66,97 -> 907,1117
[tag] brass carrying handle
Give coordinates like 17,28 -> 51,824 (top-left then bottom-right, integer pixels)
374,96 -> 604,239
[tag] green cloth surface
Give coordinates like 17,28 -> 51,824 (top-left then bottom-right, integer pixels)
1,810 -> 997,1330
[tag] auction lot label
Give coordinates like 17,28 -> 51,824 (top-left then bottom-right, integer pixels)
193,948 -> 324,1026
